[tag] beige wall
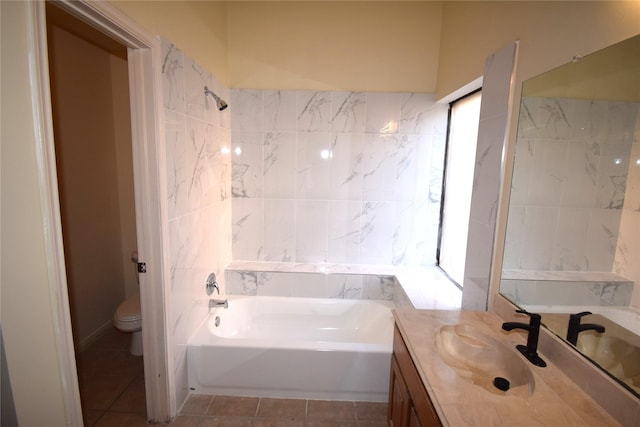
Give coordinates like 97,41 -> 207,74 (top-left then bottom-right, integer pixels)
1,2 -> 69,425
437,1 -> 640,99
226,1 -> 442,92
109,1 -> 640,96
522,35 -> 640,102
47,23 -> 134,348
111,1 -> 442,93
111,0 -> 229,85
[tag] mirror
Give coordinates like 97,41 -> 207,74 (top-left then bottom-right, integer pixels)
499,34 -> 640,397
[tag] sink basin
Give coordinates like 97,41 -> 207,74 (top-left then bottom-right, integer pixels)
576,332 -> 640,393
435,324 -> 535,397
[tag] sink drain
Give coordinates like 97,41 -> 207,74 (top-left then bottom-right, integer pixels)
493,377 -> 510,392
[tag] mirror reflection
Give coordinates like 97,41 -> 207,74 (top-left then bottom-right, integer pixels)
499,34 -> 640,397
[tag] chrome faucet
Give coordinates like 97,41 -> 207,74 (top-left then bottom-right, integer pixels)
209,298 -> 228,309
205,272 -> 228,308
566,311 -> 605,345
502,309 -> 547,367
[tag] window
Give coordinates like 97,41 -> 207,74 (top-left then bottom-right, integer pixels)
437,90 -> 482,287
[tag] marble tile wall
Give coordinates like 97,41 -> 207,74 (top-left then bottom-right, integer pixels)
225,270 -> 395,300
504,96 -> 639,272
500,278 -> 633,307
230,90 -> 448,267
161,38 -> 232,407
461,41 -> 518,310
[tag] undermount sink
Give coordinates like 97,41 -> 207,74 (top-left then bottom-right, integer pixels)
435,323 -> 535,397
576,332 -> 640,393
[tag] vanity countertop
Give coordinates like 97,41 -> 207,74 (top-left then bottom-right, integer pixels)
393,309 -> 620,426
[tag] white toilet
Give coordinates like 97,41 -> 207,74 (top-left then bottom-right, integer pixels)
113,292 -> 143,356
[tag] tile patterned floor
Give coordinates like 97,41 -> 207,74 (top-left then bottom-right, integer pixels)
76,327 -> 147,426
79,329 -> 389,426
173,394 -> 388,426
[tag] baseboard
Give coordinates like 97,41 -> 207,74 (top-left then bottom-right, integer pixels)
77,320 -> 115,352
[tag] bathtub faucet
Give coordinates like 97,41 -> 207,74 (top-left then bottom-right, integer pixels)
209,298 -> 228,309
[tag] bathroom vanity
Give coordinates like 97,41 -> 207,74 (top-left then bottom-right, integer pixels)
389,323 -> 441,426
389,309 -> 620,426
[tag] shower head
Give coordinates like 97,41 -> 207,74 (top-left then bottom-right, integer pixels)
204,86 -> 228,111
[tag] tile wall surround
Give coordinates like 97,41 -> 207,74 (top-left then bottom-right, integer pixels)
225,268 -> 396,301
505,96 -> 639,272
230,89 -> 448,267
500,270 -> 633,307
461,41 -> 519,310
503,95 -> 640,309
224,261 -> 462,310
161,38 -> 232,408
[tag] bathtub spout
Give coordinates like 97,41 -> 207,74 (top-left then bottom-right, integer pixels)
209,299 -> 228,309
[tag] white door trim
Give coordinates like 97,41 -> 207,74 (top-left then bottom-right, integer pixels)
29,0 -> 173,422
26,3 -> 83,425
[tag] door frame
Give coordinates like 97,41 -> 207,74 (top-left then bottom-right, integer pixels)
28,0 -> 172,422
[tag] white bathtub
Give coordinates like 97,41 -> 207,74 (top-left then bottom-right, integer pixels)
187,295 -> 394,402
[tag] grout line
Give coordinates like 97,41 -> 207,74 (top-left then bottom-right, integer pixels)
254,397 -> 261,418
203,394 -> 215,416
90,410 -> 106,427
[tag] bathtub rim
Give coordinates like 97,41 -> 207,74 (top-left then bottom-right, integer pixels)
188,294 -> 395,353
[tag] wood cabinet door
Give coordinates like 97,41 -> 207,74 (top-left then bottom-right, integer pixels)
409,405 -> 421,427
389,356 -> 411,427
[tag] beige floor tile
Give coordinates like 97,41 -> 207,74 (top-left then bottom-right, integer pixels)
79,375 -> 132,411
254,418 -> 305,427
354,402 -> 387,421
307,400 -> 357,421
180,394 -> 215,415
93,411 -> 149,427
305,421 -> 358,427
207,396 -> 259,417
256,397 -> 307,419
199,416 -> 253,427
77,347 -> 143,380
110,376 -> 147,413
164,415 -> 206,427
82,409 -> 105,427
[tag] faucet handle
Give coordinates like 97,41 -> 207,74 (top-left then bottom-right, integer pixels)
571,311 -> 592,319
205,272 -> 219,295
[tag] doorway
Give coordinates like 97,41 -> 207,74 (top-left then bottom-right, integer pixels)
46,0 -> 138,354
45,3 -> 144,422
28,0 -> 172,422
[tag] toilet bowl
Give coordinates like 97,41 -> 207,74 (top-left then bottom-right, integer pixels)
113,292 -> 143,356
